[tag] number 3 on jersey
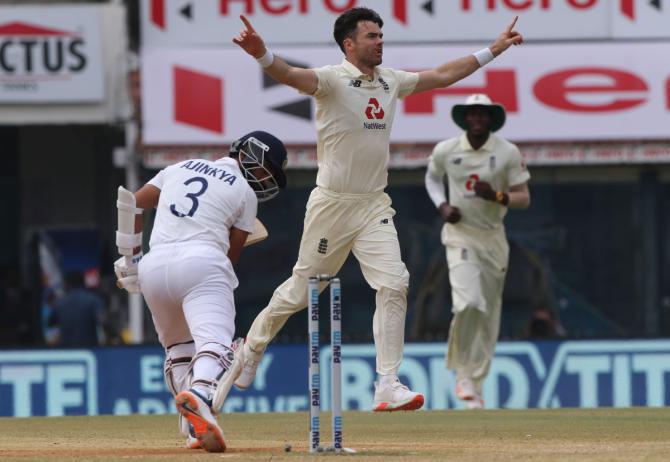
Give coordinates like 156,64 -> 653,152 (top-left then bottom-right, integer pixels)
170,176 -> 208,218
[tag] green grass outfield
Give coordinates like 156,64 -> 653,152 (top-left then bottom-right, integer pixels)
1,408 -> 669,461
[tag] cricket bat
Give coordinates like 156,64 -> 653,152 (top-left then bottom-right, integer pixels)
244,218 -> 268,247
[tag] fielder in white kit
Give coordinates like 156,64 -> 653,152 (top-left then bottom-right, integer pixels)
425,94 -> 531,408
114,131 -> 287,452
231,8 -> 524,411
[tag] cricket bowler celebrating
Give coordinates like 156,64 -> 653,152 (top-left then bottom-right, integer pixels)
425,94 -> 531,408
232,7 -> 523,412
114,131 -> 287,451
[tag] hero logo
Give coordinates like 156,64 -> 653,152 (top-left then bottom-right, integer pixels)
218,0 -> 409,23
150,0 -> 662,31
404,67 -> 670,115
0,22 -> 87,76
365,98 -> 385,119
152,1 -> 409,28
460,0 -> 663,21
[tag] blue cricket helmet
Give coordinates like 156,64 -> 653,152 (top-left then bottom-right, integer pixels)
230,131 -> 288,188
230,131 -> 288,202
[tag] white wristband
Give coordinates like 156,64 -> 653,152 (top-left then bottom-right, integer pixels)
256,49 -> 274,68
473,47 -> 494,67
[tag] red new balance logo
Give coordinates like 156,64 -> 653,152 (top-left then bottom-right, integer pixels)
365,98 -> 385,120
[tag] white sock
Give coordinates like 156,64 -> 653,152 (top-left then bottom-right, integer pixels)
380,374 -> 398,387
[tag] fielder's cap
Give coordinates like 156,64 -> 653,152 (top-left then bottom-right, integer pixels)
451,93 -> 506,133
231,130 -> 288,188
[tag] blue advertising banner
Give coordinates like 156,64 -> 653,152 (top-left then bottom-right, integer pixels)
1,340 -> 669,417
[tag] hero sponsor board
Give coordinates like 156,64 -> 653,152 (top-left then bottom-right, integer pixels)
141,43 -> 670,144
141,0 -> 670,46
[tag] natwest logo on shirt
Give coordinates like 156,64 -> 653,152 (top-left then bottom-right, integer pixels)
365,98 -> 385,120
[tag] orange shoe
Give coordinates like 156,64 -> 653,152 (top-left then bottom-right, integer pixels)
179,414 -> 202,449
175,390 -> 226,452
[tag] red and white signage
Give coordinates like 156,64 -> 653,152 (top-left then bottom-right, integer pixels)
0,6 -> 104,103
141,0 -> 670,46
141,42 -> 670,144
142,142 -> 670,169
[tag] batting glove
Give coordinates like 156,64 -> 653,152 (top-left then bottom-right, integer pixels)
114,253 -> 143,293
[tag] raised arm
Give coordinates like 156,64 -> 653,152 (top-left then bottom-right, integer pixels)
412,16 -> 523,95
233,15 -> 318,95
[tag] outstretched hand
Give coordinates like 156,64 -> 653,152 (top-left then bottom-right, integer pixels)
232,15 -> 266,58
490,16 -> 523,57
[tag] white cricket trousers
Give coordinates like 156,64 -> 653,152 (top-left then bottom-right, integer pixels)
138,242 -> 237,350
246,187 -> 410,375
442,223 -> 509,395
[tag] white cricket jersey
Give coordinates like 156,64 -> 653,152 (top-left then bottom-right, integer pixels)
147,157 -> 257,254
428,133 -> 530,231
311,59 -> 419,194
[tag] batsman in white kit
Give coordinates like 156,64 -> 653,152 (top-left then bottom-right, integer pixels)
232,8 -> 523,411
425,94 -> 531,409
114,131 -> 287,452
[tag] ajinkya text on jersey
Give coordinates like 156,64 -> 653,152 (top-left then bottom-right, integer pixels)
180,161 -> 238,185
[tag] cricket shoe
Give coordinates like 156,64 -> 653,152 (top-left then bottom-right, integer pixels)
465,396 -> 484,410
175,389 -> 226,452
179,415 -> 202,449
233,342 -> 264,389
373,379 -> 424,412
455,378 -> 477,401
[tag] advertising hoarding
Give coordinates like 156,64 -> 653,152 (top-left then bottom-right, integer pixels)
2,340 -> 669,416
141,43 -> 670,144
0,5 -> 104,103
141,0 -> 670,46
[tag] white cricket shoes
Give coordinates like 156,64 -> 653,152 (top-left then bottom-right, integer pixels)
233,342 -> 264,389
175,389 -> 226,452
465,397 -> 485,410
373,379 -> 424,412
456,378 -> 484,409
455,378 -> 476,400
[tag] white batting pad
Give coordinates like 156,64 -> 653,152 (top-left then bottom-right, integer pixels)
116,186 -> 143,256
